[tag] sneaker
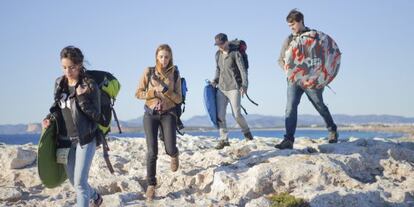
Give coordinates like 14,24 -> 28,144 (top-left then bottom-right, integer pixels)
146,185 -> 155,201
244,132 -> 254,141
215,140 -> 230,150
274,139 -> 294,150
90,193 -> 103,207
328,131 -> 339,143
171,155 -> 179,172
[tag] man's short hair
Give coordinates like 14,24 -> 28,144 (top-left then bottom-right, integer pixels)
286,9 -> 304,24
214,33 -> 228,46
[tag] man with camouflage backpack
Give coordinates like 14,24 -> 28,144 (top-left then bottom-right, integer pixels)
275,9 -> 339,150
211,33 -> 254,150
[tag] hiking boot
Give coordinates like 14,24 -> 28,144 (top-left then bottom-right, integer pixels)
244,132 -> 254,141
146,185 -> 155,201
274,139 -> 294,150
215,140 -> 230,150
171,155 -> 179,172
328,131 -> 339,143
90,193 -> 103,207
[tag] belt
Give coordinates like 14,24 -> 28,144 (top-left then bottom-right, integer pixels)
153,110 -> 170,115
59,129 -> 97,143
145,105 -> 176,115
69,136 -> 80,142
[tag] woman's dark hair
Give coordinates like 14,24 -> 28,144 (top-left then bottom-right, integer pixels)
286,9 -> 304,25
60,46 -> 86,72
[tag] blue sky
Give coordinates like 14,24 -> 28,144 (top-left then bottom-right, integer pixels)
0,0 -> 413,125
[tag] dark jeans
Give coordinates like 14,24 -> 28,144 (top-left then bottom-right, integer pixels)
143,112 -> 178,186
285,82 -> 337,141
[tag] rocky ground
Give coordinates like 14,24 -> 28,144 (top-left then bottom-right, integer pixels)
1,134 -> 414,207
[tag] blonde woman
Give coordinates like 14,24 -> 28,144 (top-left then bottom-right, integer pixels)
135,44 -> 182,201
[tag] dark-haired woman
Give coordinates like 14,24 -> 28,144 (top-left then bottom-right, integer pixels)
42,46 -> 103,207
135,44 -> 182,201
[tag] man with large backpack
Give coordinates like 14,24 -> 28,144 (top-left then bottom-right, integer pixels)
212,33 -> 254,150
275,9 -> 339,150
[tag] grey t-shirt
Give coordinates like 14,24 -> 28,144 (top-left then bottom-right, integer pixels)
61,86 -> 78,138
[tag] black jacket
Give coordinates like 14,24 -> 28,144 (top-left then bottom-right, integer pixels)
49,75 -> 102,146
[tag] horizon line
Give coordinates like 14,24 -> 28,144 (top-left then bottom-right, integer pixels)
2,113 -> 414,126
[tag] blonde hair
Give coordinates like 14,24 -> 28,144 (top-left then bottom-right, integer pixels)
155,44 -> 174,72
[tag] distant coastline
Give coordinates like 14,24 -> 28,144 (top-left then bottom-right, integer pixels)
1,124 -> 413,137
1,114 -> 413,137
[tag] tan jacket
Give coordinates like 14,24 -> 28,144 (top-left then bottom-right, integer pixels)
135,66 -> 182,112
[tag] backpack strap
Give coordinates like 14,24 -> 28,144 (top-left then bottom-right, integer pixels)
215,50 -> 220,66
111,102 -> 122,134
146,67 -> 155,90
240,105 -> 248,115
173,67 -> 183,100
245,93 -> 259,106
99,132 -> 115,174
173,67 -> 179,83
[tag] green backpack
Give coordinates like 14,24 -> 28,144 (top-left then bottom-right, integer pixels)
85,70 -> 121,174
86,70 -> 121,134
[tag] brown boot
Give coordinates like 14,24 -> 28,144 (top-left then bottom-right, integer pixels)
215,140 -> 230,150
146,185 -> 155,201
274,139 -> 294,150
171,155 -> 179,172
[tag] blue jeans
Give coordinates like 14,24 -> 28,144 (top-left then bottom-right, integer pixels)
285,82 -> 337,141
65,138 -> 98,207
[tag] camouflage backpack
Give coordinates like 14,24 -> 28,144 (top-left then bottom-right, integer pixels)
284,30 -> 341,89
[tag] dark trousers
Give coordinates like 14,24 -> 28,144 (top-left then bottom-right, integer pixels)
143,112 -> 178,186
285,82 -> 337,141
